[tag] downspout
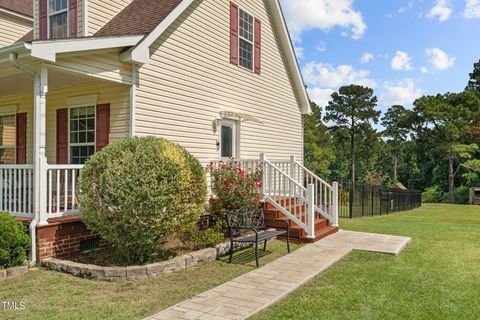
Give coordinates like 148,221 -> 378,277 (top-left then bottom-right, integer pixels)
9,52 -> 39,263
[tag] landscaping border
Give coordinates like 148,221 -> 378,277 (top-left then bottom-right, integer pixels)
40,241 -> 253,281
0,266 -> 28,279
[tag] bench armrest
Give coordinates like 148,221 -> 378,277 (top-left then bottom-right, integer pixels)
263,218 -> 290,230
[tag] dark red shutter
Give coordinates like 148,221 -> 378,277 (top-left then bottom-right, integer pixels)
39,0 -> 48,40
16,113 -> 27,164
230,2 -> 239,65
96,104 -> 110,152
254,18 -> 261,74
56,109 -> 69,164
69,0 -> 78,37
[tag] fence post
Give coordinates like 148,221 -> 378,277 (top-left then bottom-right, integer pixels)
307,184 -> 315,239
260,153 -> 266,197
349,182 -> 353,219
332,182 -> 339,227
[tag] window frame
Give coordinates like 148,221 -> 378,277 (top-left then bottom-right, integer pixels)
219,119 -> 239,160
48,0 -> 69,39
0,112 -> 17,164
67,104 -> 96,165
237,8 -> 255,72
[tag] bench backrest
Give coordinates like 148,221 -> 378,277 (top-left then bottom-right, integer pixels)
226,209 -> 266,236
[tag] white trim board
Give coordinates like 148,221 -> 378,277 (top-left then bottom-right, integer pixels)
121,0 -> 195,64
30,35 -> 145,62
0,8 -> 33,22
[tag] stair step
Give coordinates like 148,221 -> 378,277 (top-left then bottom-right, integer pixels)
265,218 -> 326,230
278,226 -> 339,243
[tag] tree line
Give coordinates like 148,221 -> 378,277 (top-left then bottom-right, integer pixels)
304,60 -> 480,204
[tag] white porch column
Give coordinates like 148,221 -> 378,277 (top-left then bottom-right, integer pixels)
33,67 -> 48,226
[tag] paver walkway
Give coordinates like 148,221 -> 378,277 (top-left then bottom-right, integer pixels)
146,230 -> 412,320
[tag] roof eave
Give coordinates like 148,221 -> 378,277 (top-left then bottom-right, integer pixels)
0,7 -> 33,22
268,0 -> 311,115
30,35 -> 145,62
0,42 -> 31,63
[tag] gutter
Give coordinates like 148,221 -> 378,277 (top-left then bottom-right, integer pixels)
8,52 -> 38,263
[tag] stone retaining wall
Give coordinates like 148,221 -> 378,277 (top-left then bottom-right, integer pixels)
41,247 -> 218,281
0,266 -> 28,279
40,239 -> 255,281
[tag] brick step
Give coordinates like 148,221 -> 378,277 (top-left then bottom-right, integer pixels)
278,226 -> 339,243
264,199 -> 300,211
265,217 -> 327,232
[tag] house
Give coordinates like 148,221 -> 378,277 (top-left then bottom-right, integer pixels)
0,0 -> 339,262
0,1 -> 33,47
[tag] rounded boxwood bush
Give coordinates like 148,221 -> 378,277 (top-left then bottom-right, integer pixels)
0,212 -> 30,269
79,137 -> 207,264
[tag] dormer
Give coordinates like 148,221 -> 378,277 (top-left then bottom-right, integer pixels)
33,0 -> 134,40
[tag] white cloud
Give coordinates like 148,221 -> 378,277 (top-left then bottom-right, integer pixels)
425,48 -> 455,70
391,51 -> 414,71
308,88 -> 335,108
316,41 -> 327,53
420,67 -> 429,74
303,62 -> 377,88
427,0 -> 453,22
464,0 -> 480,19
294,47 -> 304,59
360,52 -> 374,64
280,0 -> 367,42
380,79 -> 423,107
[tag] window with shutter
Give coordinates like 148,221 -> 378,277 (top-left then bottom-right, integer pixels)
230,3 -> 261,74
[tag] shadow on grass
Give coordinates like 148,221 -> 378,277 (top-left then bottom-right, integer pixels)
219,247 -> 273,265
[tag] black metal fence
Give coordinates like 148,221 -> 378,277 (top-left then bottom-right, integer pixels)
339,183 -> 422,218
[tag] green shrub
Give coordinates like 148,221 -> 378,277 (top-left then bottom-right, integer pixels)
422,186 -> 447,203
0,212 -> 30,269
454,185 -> 470,204
206,158 -> 262,214
184,226 -> 225,250
79,137 -> 207,265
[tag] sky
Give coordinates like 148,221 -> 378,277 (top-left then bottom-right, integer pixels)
279,0 -> 480,113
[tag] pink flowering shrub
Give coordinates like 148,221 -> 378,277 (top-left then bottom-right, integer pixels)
207,158 -> 263,213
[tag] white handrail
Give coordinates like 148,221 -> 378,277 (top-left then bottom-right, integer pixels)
261,154 -> 315,238
294,160 -> 339,227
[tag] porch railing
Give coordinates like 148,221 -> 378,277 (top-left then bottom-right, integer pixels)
208,155 -> 339,238
46,165 -> 84,217
0,165 -> 34,217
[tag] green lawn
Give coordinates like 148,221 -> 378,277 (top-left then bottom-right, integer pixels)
0,241 -> 298,320
254,204 -> 480,320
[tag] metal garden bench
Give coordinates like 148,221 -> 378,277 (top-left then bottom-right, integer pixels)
226,209 -> 290,267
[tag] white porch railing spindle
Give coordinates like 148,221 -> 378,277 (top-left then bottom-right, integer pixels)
0,165 -> 34,217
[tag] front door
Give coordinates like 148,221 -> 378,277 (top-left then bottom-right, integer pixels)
219,120 -> 238,159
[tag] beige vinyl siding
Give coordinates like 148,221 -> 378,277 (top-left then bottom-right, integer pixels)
54,51 -> 133,84
0,82 -> 130,164
34,0 -> 39,39
0,13 -> 32,47
135,0 -> 303,165
87,0 -> 133,35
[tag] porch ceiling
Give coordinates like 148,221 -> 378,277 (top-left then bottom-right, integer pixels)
0,66 -> 111,97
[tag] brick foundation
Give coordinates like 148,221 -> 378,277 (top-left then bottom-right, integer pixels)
36,218 -> 108,260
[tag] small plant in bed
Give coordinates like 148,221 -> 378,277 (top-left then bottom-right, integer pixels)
79,137 -> 207,265
0,212 -> 30,269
